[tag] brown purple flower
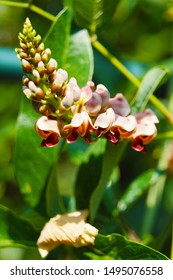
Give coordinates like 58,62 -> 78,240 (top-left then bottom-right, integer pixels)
35,116 -> 61,147
131,109 -> 159,152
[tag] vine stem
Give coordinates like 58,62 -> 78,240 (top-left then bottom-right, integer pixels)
92,40 -> 173,124
0,1 -> 56,21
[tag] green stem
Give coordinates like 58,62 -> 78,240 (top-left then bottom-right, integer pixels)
156,131 -> 173,140
0,1 -> 28,8
92,40 -> 173,125
0,1 -> 56,21
29,4 -> 55,22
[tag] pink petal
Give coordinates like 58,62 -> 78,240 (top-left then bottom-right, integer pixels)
109,93 -> 130,116
94,108 -> 115,129
134,108 -> 159,124
112,115 -> 137,132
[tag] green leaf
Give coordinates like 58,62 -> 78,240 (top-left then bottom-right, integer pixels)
133,66 -> 169,112
44,7 -> 72,68
0,204 -> 38,248
65,29 -> 94,87
14,97 -> 58,207
91,234 -> 169,260
89,141 -> 127,223
115,169 -> 158,213
73,0 -> 120,33
44,9 -> 93,87
46,161 -> 66,217
75,154 -> 103,210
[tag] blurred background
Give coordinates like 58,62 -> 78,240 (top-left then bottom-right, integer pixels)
0,0 -> 173,259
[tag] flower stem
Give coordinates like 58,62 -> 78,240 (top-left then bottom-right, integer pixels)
0,1 -> 56,21
92,39 -> 173,124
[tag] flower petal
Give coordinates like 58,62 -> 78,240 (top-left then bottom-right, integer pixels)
112,115 -> 137,138
109,93 -> 130,116
94,108 -> 115,130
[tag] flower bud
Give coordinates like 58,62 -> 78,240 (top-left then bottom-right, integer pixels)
46,58 -> 57,74
61,90 -> 74,108
34,53 -> 41,64
42,48 -> 51,62
23,86 -> 32,98
28,80 -> 37,92
33,34 -> 42,45
37,42 -> 45,53
67,78 -> 81,102
22,59 -> 32,72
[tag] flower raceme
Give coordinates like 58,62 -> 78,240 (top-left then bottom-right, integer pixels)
16,18 -> 159,151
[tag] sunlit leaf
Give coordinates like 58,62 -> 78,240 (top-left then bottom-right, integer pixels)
91,234 -> 169,260
133,66 -> 169,112
44,8 -> 72,68
65,29 -> 94,87
0,204 -> 38,248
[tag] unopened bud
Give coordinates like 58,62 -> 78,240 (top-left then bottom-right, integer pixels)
61,90 -> 74,108
28,81 -> 37,92
33,34 -> 42,45
37,42 -> 45,53
23,86 -> 32,98
32,69 -> 41,83
36,87 -> 45,98
22,59 -> 32,72
22,76 -> 30,86
42,48 -> 51,62
46,58 -> 57,74
67,78 -> 81,102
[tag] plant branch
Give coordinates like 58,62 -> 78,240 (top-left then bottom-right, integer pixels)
0,1 -> 56,21
92,40 -> 173,124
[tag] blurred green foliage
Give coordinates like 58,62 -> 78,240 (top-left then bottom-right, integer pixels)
0,0 -> 173,260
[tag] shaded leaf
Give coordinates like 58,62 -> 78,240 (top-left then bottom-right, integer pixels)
116,169 -> 158,213
14,97 -> 58,207
92,234 -> 169,260
89,141 -> 127,222
73,0 -> 120,33
133,66 -> 169,112
0,204 -> 38,248
75,154 -> 103,210
46,161 -> 66,217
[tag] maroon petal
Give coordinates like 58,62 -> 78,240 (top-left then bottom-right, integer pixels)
41,133 -> 59,147
131,137 -> 147,152
105,131 -> 119,144
66,131 -> 79,143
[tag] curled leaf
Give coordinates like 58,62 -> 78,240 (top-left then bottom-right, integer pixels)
37,210 -> 98,257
